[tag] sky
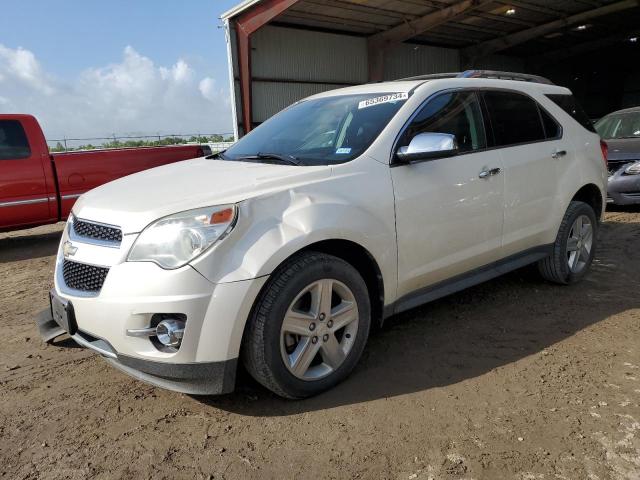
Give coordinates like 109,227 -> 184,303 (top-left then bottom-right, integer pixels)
0,0 -> 240,140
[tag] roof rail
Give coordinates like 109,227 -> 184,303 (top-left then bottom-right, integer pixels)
459,70 -> 554,85
395,72 -> 461,82
396,70 -> 554,85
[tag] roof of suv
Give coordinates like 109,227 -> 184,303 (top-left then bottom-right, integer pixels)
308,70 -> 570,101
396,70 -> 554,85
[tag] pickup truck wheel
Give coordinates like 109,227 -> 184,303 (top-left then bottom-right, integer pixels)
242,252 -> 371,399
538,201 -> 598,285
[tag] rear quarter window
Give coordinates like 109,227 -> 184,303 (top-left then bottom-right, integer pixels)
545,94 -> 596,133
0,120 -> 31,160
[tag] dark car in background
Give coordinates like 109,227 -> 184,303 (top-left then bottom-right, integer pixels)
595,106 -> 640,205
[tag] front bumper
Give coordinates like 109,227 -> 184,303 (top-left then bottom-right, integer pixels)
608,172 -> 640,205
41,242 -> 268,394
37,308 -> 237,394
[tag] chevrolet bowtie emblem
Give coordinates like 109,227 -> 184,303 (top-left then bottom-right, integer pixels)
63,241 -> 78,258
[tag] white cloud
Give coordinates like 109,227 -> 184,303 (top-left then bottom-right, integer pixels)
0,45 -> 54,95
0,44 -> 232,140
199,77 -> 220,102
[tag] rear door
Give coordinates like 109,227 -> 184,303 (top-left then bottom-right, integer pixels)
481,90 -> 567,256
0,119 -> 54,229
391,90 -> 505,299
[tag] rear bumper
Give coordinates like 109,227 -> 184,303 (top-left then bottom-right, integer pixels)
36,308 -> 237,395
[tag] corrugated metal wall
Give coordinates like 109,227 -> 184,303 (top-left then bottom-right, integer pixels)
252,81 -> 355,122
382,43 -> 460,80
252,26 -> 368,84
472,54 -> 525,73
250,26 -> 367,124
228,25 -> 524,134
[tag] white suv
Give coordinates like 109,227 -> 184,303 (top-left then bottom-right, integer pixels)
38,71 -> 607,399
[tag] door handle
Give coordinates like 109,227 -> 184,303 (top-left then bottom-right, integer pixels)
551,149 -> 567,159
479,167 -> 501,179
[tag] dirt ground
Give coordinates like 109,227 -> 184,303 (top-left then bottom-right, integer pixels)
1,209 -> 639,480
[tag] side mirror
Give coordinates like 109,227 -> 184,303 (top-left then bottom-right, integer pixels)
396,132 -> 458,163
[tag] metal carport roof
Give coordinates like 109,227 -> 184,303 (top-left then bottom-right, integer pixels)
221,0 -> 640,136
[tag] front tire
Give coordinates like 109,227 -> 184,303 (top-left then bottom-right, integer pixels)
242,251 -> 371,399
538,200 -> 598,284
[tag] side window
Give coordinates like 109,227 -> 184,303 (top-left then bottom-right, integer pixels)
483,91 -> 545,146
546,94 -> 596,133
0,120 -> 31,160
540,108 -> 562,139
399,91 -> 487,153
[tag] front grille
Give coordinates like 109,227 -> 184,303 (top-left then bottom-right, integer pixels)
62,260 -> 109,292
73,218 -> 122,243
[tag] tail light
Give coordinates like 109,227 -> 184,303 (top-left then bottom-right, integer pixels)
600,139 -> 608,167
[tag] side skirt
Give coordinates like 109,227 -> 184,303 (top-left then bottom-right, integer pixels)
384,244 -> 553,319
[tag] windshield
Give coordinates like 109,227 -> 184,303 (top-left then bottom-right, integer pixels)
595,111 -> 640,139
223,92 -> 409,166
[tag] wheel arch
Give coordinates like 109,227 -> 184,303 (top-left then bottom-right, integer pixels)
242,238 -> 386,352
571,183 -> 604,221
297,239 -> 385,328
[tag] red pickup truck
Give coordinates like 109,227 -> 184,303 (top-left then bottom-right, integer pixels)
0,114 -> 211,232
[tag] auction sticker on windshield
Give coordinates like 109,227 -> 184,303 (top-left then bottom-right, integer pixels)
358,93 -> 408,110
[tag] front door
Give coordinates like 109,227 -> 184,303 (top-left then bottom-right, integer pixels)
0,119 -> 51,229
391,90 -> 504,299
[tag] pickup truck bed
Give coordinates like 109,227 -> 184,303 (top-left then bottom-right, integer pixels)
0,114 -> 211,232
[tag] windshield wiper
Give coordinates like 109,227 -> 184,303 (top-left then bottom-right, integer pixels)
238,152 -> 301,166
206,150 -> 228,160
257,152 -> 301,166
210,151 -> 302,166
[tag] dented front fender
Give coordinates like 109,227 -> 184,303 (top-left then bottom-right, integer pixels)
189,158 -> 399,305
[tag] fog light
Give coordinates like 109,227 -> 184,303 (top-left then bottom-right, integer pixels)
156,319 -> 185,347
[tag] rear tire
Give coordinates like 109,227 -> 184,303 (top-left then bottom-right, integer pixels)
242,251 -> 371,399
538,200 -> 598,284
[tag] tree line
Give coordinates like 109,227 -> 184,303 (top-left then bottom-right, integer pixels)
50,134 -> 234,152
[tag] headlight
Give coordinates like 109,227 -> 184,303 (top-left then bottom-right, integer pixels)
625,161 -> 640,175
128,204 -> 237,269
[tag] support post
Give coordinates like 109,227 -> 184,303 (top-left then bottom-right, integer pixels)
236,26 -> 252,136
234,0 -> 302,134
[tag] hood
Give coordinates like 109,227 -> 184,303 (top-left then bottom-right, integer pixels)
73,158 -> 331,234
605,137 -> 640,161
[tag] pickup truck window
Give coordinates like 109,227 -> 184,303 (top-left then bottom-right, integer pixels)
399,91 -> 486,153
224,93 -> 408,166
0,120 -> 31,160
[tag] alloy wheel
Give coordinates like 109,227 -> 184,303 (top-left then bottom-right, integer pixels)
566,214 -> 593,273
280,279 -> 359,381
